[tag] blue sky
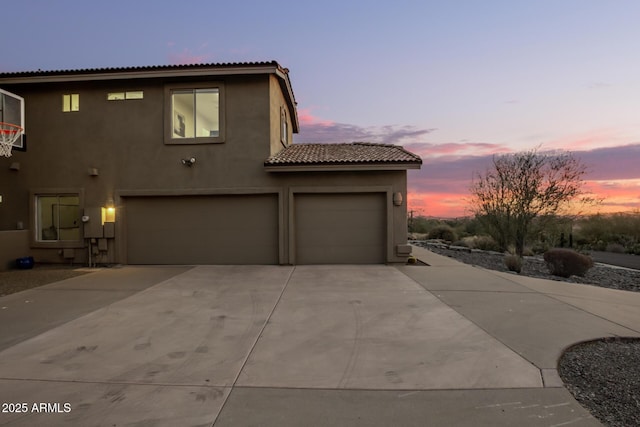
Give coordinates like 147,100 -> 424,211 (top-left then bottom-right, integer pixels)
4,0 -> 640,216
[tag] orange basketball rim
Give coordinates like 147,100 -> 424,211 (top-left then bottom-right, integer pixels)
0,122 -> 23,157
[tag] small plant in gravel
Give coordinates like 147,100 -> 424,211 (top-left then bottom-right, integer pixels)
543,248 -> 594,278
427,224 -> 457,242
504,254 -> 522,273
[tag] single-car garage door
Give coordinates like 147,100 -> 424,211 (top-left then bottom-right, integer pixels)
124,194 -> 278,264
295,193 -> 386,264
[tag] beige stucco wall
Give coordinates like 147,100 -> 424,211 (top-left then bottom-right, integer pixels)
0,230 -> 30,270
0,72 -> 412,266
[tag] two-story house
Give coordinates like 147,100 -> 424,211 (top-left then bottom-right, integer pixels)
0,61 -> 421,268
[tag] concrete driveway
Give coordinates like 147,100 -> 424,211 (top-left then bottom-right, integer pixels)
1,251 -> 638,426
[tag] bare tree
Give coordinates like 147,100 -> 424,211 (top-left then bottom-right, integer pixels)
469,148 -> 594,256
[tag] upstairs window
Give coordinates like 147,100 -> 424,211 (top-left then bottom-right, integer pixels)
62,94 -> 79,112
165,84 -> 224,144
281,106 -> 289,146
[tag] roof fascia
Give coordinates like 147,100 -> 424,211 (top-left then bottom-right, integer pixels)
0,64 -> 282,85
264,163 -> 422,172
275,69 -> 299,133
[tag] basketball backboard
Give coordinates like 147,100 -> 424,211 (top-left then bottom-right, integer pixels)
0,88 -> 25,150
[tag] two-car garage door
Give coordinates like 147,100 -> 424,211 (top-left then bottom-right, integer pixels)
124,194 -> 279,265
123,192 -> 386,265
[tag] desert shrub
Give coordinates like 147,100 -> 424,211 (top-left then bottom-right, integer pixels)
627,244 -> 640,255
458,235 -> 500,251
504,254 -> 522,273
427,225 -> 457,242
521,247 -> 534,257
474,235 -> 501,252
530,241 -> 550,255
606,243 -> 626,253
543,249 -> 594,278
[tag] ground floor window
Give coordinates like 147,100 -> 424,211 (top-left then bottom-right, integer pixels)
36,195 -> 81,242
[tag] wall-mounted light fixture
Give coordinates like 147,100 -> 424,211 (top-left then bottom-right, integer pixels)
393,192 -> 403,206
9,162 -> 20,171
88,167 -> 99,176
181,157 -> 196,167
101,197 -> 116,224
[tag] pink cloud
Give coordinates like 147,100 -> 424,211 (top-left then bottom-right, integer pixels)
298,108 -> 334,127
545,128 -> 629,151
403,142 -> 511,159
295,110 -> 436,145
407,143 -> 640,217
168,48 -> 212,65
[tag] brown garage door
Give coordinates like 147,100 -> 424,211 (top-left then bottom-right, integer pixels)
295,193 -> 386,264
124,194 -> 278,264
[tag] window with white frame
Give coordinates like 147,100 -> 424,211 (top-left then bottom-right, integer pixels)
36,194 -> 81,241
165,84 -> 224,144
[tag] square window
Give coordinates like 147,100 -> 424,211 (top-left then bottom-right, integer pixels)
165,84 -> 224,144
36,194 -> 81,242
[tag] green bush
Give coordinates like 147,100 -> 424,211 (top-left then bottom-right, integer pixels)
627,244 -> 640,255
543,249 -> 594,278
504,254 -> 522,273
475,235 -> 500,251
427,225 -> 457,242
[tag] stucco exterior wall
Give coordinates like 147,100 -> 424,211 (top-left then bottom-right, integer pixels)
0,230 -> 30,271
0,68 -> 414,266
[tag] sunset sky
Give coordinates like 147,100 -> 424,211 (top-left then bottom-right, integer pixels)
4,0 -> 640,217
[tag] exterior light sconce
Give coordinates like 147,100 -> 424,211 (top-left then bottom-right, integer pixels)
101,197 -> 116,224
393,192 -> 403,206
181,157 -> 196,167
88,167 -> 99,176
9,162 -> 20,171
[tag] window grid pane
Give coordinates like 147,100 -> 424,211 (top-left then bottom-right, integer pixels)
172,91 -> 195,138
37,195 -> 81,242
195,89 -> 219,137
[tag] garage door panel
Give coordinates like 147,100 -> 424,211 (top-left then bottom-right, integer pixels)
295,193 -> 386,264
125,195 -> 278,265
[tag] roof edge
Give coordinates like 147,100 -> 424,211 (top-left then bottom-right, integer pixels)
0,61 -> 283,84
264,163 -> 422,172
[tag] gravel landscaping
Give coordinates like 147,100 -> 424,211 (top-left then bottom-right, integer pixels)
559,338 -> 640,427
0,265 -> 90,296
412,241 -> 640,293
412,240 -> 640,426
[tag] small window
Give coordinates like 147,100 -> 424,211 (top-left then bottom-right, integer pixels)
107,92 -> 125,101
281,106 -> 289,145
108,91 -> 144,101
125,91 -> 144,100
36,194 -> 81,242
62,94 -> 79,112
165,84 -> 224,144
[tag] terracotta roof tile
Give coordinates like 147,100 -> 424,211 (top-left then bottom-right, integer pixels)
265,142 -> 422,166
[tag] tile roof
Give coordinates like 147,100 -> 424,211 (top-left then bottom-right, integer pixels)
265,142 -> 422,167
0,61 -> 283,78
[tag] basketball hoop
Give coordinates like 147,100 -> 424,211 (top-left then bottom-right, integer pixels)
0,122 -> 23,157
